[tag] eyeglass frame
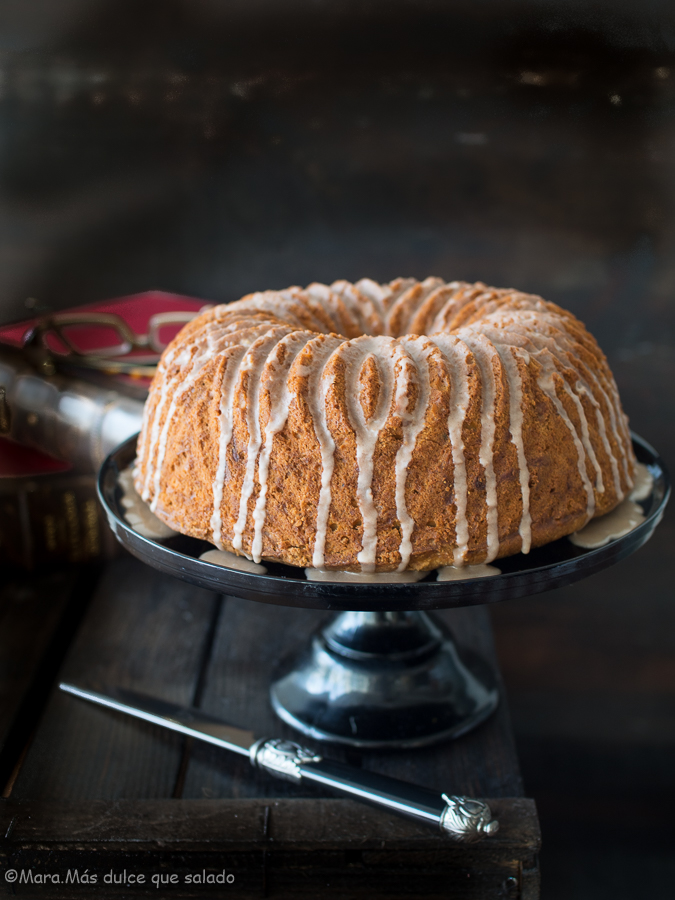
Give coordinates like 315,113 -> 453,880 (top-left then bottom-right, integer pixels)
23,309 -> 204,372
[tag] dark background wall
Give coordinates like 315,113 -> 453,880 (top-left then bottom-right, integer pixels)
1,2 -> 673,896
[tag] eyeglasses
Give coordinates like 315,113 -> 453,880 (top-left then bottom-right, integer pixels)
24,310 -> 203,375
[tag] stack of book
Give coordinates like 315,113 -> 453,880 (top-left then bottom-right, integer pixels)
0,291 -> 207,567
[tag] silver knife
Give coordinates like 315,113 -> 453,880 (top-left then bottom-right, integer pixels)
59,682 -> 498,841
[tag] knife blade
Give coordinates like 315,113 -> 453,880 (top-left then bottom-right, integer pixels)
59,682 -> 499,841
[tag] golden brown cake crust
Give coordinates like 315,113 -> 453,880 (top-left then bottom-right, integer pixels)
134,279 -> 636,572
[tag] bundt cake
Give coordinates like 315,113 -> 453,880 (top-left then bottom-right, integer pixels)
133,278 -> 636,572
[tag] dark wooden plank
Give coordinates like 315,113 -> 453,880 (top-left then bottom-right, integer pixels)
9,556 -> 220,801
0,797 -> 539,899
181,599 -> 522,801
0,797 -> 539,849
181,598 -> 332,800
0,570 -> 77,754
0,567 -> 99,796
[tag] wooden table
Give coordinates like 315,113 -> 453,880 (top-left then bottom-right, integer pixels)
0,555 -> 540,898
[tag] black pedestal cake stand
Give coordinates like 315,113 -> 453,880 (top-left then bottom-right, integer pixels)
99,434 -> 669,749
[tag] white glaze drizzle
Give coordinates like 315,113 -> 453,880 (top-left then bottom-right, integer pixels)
148,343 -> 209,511
393,337 -> 433,571
457,333 -> 500,564
207,323 -> 293,544
210,345 -> 248,547
354,278 -> 391,321
569,498 -> 644,549
467,319 -> 533,554
139,321 -> 232,500
575,379 -> 619,496
501,346 -> 532,553
629,462 -> 653,501
410,277 -> 447,325
474,310 -> 600,522
491,309 -> 628,494
330,279 -> 384,335
534,308 -> 633,483
232,328 -> 293,553
409,281 -> 461,335
436,564 -> 501,581
562,336 -> 630,488
119,467 -> 177,539
428,283 -> 476,334
305,283 -> 352,337
146,320 -> 276,512
304,567 -> 425,583
304,335 -> 348,568
140,346 -> 177,500
525,320 -> 620,499
342,336 -> 399,572
250,331 -> 313,563
140,312 -> 256,501
200,548 -> 267,574
536,358 -> 596,520
387,277 -> 444,336
561,375 -> 604,493
288,287 -> 343,333
242,290 -> 319,330
487,316 -> 605,498
529,311 -> 627,492
428,335 -> 471,566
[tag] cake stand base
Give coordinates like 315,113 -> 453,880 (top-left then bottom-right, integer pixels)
270,610 -> 500,748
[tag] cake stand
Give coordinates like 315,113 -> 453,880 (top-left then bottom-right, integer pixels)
98,434 -> 669,749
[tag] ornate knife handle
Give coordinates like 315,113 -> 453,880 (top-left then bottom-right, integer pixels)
440,794 -> 499,841
250,738 -> 499,841
250,737 -> 323,782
